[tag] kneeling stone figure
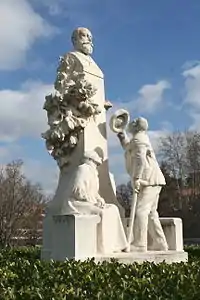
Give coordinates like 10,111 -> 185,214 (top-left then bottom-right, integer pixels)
68,151 -> 128,254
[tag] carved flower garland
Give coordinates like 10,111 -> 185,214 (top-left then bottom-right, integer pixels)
42,57 -> 101,168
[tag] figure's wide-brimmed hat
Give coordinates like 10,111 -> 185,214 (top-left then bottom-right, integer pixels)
109,109 -> 130,133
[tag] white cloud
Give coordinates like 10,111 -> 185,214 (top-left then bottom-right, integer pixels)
148,129 -> 169,154
22,158 -> 59,195
0,146 -> 11,160
32,0 -> 65,14
0,80 -> 52,142
182,60 -> 200,71
0,0 -> 58,70
182,62 -> 200,129
107,80 -> 171,119
0,147 -> 58,195
34,0 -> 67,16
0,78 -> 58,194
188,113 -> 200,130
0,143 -> 22,160
134,80 -> 171,114
183,63 -> 200,109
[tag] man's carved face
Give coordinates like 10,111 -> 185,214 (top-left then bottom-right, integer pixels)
72,28 -> 93,55
128,117 -> 148,134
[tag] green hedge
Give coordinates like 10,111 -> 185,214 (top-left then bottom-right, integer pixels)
0,246 -> 200,299
185,245 -> 200,260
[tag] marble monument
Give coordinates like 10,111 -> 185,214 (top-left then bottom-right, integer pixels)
41,27 -> 187,263
41,27 -> 121,215
41,27 -> 125,261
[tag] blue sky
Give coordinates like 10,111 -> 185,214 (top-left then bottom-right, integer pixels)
1,0 -> 200,193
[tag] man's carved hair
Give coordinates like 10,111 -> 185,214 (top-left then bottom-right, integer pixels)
129,117 -> 148,132
71,27 -> 90,45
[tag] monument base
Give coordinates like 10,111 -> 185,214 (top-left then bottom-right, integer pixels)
41,214 -> 188,263
95,250 -> 188,264
41,214 -> 101,261
42,251 -> 188,264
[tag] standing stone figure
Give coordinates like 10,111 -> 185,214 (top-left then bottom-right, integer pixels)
111,111 -> 168,252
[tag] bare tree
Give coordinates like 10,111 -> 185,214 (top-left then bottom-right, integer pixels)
116,181 -> 133,217
159,131 -> 190,209
159,131 -> 200,238
185,132 -> 200,192
0,160 -> 47,247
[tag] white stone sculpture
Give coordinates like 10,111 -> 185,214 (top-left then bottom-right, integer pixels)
41,27 -> 188,264
65,150 -> 128,254
42,27 -> 122,215
110,110 -> 168,252
41,28 -> 125,261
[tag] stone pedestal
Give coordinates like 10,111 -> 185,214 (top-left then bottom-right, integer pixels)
95,250 -> 188,264
121,216 -> 187,263
41,214 -> 188,264
41,214 -> 100,261
124,217 -> 185,251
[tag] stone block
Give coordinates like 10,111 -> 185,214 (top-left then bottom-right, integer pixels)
51,214 -> 101,261
124,217 -> 184,251
160,218 -> 183,251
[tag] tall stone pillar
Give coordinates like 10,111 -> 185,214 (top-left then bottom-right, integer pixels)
41,28 -> 124,260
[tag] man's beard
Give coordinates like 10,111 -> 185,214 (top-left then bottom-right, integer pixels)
80,42 -> 93,55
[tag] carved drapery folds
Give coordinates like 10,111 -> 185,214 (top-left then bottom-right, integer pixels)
42,55 -> 101,168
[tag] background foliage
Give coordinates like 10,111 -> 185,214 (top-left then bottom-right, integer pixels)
0,246 -> 199,300
0,160 -> 48,248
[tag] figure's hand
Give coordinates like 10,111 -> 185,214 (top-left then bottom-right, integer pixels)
97,197 -> 105,208
117,130 -> 125,138
134,179 -> 141,193
117,131 -> 126,143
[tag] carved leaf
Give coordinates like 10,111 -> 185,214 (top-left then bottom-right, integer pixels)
69,135 -> 77,145
67,119 -> 75,130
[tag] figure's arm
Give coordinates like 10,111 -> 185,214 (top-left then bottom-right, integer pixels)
133,142 -> 147,179
96,195 -> 105,208
117,131 -> 130,149
132,141 -> 148,191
